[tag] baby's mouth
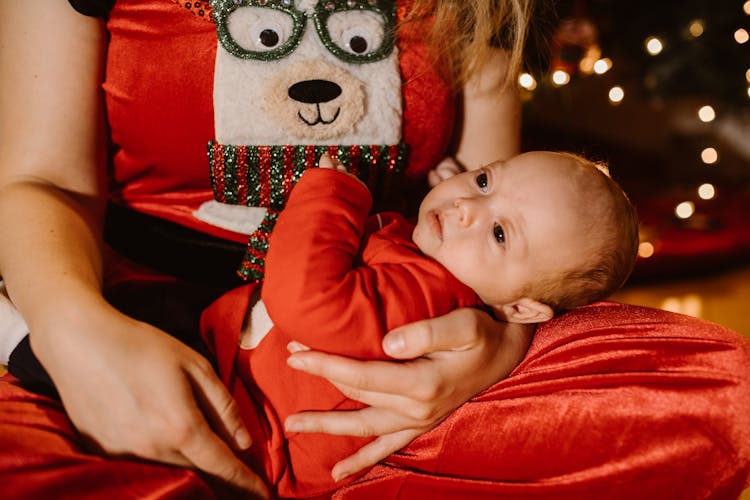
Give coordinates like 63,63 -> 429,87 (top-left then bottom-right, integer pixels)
428,210 -> 443,241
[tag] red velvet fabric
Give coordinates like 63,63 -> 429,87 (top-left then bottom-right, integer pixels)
1,302 -> 748,498
1,301 -> 748,498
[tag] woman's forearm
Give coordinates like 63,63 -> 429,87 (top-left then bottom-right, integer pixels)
0,1 -> 109,349
453,48 -> 521,169
0,181 -> 107,336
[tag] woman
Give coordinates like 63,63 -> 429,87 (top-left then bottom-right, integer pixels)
0,1 -> 747,498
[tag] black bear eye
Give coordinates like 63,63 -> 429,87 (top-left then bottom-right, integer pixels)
259,29 -> 280,47
348,35 -> 368,53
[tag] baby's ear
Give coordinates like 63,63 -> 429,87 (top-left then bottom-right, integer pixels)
494,298 -> 554,324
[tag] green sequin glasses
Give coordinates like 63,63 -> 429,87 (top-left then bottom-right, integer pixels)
212,0 -> 397,64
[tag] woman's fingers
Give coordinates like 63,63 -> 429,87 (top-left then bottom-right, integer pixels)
285,406 -> 418,437
331,429 -> 423,481
177,416 -> 269,498
188,358 -> 252,451
382,308 -> 485,359
287,350 -> 435,398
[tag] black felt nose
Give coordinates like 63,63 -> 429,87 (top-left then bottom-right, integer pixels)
288,80 -> 342,104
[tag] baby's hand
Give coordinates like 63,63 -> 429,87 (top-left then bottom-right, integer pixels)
428,157 -> 464,187
319,153 -> 349,174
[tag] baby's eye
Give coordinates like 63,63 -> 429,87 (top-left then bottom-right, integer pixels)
493,223 -> 506,245
475,172 -> 488,192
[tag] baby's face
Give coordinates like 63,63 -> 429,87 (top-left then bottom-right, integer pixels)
413,152 -> 592,308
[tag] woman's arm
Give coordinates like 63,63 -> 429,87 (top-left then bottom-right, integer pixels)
284,48 -> 532,479
0,3 -> 266,495
454,47 -> 521,169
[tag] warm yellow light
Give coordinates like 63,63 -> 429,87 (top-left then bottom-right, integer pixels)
735,28 -> 750,44
638,242 -> 655,258
552,70 -> 570,86
698,183 -> 716,200
698,105 -> 716,122
645,36 -> 664,55
745,0 -> 750,15
746,68 -> 750,82
661,295 -> 703,318
747,86 -> 750,98
593,58 -> 612,75
689,20 -> 704,38
701,147 -> 718,164
675,201 -> 695,219
608,86 -> 625,104
519,73 -> 537,90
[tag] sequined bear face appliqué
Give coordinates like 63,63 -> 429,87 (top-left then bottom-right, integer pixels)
210,0 -> 402,146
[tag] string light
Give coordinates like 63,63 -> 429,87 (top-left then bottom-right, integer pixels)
675,201 -> 695,219
638,241 -> 655,258
608,86 -> 625,104
701,147 -> 719,164
745,0 -> 750,15
518,72 -> 537,91
745,68 -> 750,82
660,295 -> 703,318
688,20 -> 704,38
698,183 -> 716,200
698,105 -> 716,122
735,28 -> 750,44
593,58 -> 613,75
552,70 -> 570,86
645,36 -> 664,55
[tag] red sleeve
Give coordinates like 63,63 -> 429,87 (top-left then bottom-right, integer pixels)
262,168 -> 389,359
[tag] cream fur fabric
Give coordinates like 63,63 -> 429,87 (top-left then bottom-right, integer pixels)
213,5 -> 402,146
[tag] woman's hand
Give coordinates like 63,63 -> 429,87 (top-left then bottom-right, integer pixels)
32,301 -> 269,498
283,308 -> 534,480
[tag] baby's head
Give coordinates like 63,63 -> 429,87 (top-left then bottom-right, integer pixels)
413,151 -> 638,323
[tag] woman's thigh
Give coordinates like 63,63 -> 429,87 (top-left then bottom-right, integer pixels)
340,302 -> 750,499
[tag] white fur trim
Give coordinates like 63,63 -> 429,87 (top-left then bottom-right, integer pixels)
0,281 -> 29,366
239,297 -> 274,350
193,201 -> 267,235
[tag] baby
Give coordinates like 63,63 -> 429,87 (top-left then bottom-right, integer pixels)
201,150 -> 640,498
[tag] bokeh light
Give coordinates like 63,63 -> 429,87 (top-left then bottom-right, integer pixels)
735,28 -> 750,44
675,201 -> 695,219
645,36 -> 664,55
698,105 -> 716,122
688,20 -> 704,38
608,86 -> 625,104
698,183 -> 716,200
638,242 -> 655,258
519,73 -> 537,90
593,58 -> 613,75
552,70 -> 570,86
701,147 -> 718,164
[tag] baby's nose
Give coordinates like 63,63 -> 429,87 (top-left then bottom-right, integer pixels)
454,198 -> 475,226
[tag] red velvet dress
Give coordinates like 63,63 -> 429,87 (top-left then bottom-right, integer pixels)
0,1 -> 748,498
205,168 -> 482,498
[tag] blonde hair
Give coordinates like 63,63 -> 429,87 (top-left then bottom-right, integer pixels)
530,154 -> 639,313
399,0 -> 536,88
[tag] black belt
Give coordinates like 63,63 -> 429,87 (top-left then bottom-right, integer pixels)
104,202 -> 247,288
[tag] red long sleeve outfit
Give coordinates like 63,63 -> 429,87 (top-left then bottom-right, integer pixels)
228,168 -> 482,497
